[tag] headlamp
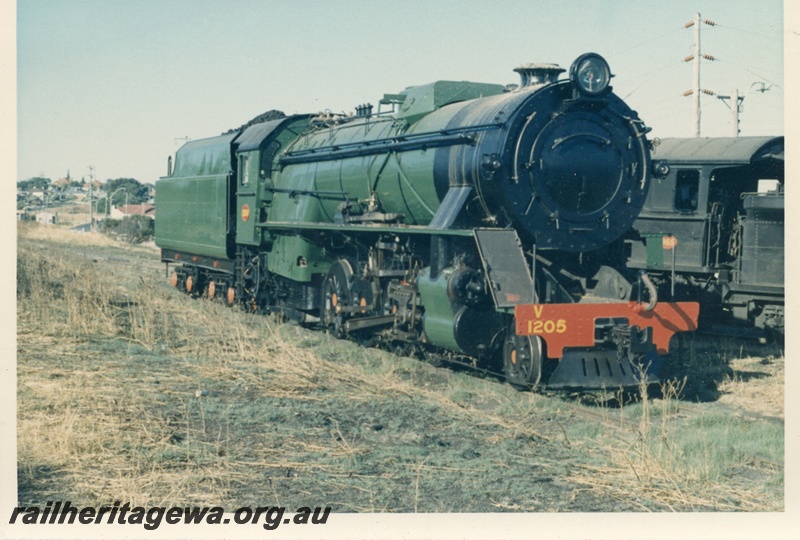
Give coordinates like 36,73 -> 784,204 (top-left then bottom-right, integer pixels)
570,53 -> 612,96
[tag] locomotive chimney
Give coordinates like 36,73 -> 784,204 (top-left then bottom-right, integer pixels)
513,63 -> 565,88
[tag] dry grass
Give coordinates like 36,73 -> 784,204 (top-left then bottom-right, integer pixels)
717,356 -> 784,418
565,375 -> 783,511
17,225 -> 551,508
17,226 -> 238,505
15,222 -> 784,512
18,220 -> 119,247
43,203 -> 92,227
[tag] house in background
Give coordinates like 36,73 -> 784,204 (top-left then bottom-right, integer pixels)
110,204 -> 155,220
28,189 -> 46,202
35,211 -> 58,225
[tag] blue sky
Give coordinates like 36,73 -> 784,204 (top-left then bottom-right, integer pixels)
15,0 -> 785,185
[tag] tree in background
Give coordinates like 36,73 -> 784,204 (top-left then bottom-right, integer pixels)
106,178 -> 150,204
17,177 -> 52,191
97,178 -> 151,214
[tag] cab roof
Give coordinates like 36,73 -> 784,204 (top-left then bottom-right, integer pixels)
652,136 -> 783,165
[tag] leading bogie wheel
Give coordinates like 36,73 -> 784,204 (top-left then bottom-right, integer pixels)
503,333 -> 543,389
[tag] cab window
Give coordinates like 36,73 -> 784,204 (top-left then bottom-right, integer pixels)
674,169 -> 699,211
239,155 -> 250,186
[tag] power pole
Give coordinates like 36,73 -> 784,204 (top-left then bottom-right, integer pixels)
716,82 -> 771,137
88,165 -> 95,232
716,89 -> 743,137
690,12 -> 701,137
684,13 -> 717,137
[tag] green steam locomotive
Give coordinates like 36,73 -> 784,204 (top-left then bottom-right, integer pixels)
155,53 -> 698,390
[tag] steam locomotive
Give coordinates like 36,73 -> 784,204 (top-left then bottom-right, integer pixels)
626,136 -> 784,339
155,53 -> 698,390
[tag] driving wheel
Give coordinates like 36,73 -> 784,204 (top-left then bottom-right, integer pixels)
321,259 -> 354,337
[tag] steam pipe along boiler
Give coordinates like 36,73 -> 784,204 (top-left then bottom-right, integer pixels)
155,53 -> 699,390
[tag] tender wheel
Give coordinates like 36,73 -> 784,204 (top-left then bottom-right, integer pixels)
185,275 -> 195,294
207,280 -> 216,300
321,259 -> 354,337
503,333 -> 543,389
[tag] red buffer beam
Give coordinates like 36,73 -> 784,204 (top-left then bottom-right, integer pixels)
515,302 -> 700,357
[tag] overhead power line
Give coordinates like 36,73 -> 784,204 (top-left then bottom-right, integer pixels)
611,26 -> 683,57
715,22 -> 782,42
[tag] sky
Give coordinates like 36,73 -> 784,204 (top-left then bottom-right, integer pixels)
14,0 -> 785,186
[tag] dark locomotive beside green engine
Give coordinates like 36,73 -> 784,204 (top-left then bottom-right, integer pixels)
627,136 -> 784,338
156,53 -> 698,390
